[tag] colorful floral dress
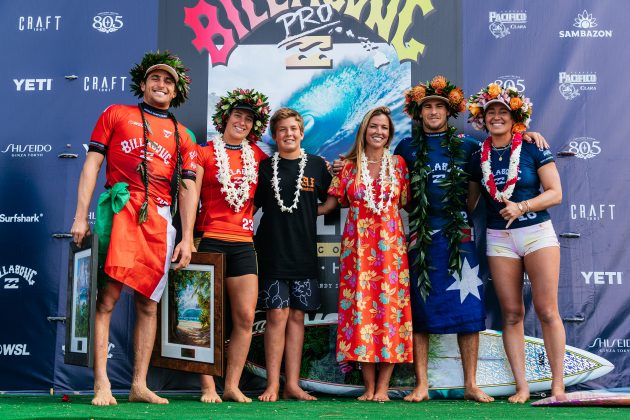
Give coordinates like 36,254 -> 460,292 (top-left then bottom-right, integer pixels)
328,156 -> 413,364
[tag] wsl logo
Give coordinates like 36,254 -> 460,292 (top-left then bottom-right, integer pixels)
488,10 -> 527,39
494,75 -> 526,93
92,12 -> 124,34
558,72 -> 597,100
567,137 -> 601,159
0,344 -> 30,356
559,10 -> 613,38
0,264 -> 38,290
83,76 -> 127,92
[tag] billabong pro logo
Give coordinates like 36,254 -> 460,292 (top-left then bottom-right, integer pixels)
2,144 -> 52,158
488,10 -> 527,38
582,272 -> 623,285
18,15 -> 61,31
0,264 -> 38,289
589,337 -> 630,353
560,10 -> 613,38
558,72 -> 597,100
570,203 -> 615,221
567,137 -> 601,159
83,76 -> 127,92
92,12 -> 124,34
0,344 -> 30,356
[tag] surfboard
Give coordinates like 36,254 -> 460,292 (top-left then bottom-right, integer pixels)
532,389 -> 630,407
246,314 -> 614,398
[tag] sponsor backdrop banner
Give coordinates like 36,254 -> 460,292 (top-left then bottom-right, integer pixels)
0,0 -> 626,392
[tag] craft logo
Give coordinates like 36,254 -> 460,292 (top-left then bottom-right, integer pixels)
83,76 -> 127,92
494,75 -> 526,92
558,72 -> 597,100
1,143 -> 52,158
589,337 -> 630,353
18,15 -> 61,31
185,0 -> 434,67
582,271 -> 623,285
0,264 -> 38,290
0,213 -> 43,223
92,12 -> 124,34
14,78 -> 52,92
570,203 -> 615,221
488,10 -> 527,38
0,344 -> 30,356
567,137 -> 601,159
559,10 -> 613,38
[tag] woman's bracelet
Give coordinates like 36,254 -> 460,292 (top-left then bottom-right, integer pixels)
524,200 -> 532,212
517,202 -> 525,214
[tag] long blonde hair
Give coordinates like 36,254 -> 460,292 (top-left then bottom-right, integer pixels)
344,106 -> 395,184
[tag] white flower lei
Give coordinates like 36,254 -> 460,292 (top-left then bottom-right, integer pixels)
360,149 -> 397,214
213,135 -> 257,212
480,135 -> 523,202
271,149 -> 308,213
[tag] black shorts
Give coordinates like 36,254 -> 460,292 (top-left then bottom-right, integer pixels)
198,238 -> 258,277
258,278 -> 321,312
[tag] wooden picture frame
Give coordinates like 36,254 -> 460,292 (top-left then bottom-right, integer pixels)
64,234 -> 98,367
152,252 -> 225,376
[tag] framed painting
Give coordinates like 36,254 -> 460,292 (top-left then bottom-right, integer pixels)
152,252 -> 225,376
64,234 -> 98,367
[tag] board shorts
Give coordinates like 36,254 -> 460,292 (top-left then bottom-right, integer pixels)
486,220 -> 559,258
198,237 -> 258,277
258,278 -> 321,312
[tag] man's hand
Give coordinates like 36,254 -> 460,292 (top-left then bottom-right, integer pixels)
523,131 -> 549,149
71,218 -> 91,246
500,197 -> 523,228
332,154 -> 345,176
172,240 -> 192,270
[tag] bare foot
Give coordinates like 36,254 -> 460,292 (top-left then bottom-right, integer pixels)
283,384 -> 317,401
403,385 -> 429,402
129,384 -> 169,404
92,382 -> 117,406
372,390 -> 390,402
507,389 -> 530,404
258,385 -> 280,402
223,387 -> 252,403
200,387 -> 223,403
357,391 -> 374,401
464,386 -> 494,403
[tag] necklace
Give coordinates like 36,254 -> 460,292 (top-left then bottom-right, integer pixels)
213,136 -> 257,212
481,132 -> 523,202
492,142 -> 511,161
366,157 -> 383,164
271,150 -> 307,213
360,149 -> 397,214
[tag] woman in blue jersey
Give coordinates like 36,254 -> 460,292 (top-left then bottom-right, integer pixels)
466,83 -> 565,403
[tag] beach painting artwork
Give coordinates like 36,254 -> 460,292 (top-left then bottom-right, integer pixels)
70,249 -> 91,353
160,264 -> 214,363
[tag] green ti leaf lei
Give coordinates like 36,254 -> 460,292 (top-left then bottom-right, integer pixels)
408,126 -> 470,301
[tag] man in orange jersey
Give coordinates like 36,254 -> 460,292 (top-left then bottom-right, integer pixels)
71,51 -> 198,406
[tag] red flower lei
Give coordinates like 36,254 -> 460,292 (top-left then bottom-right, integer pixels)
480,132 -> 523,203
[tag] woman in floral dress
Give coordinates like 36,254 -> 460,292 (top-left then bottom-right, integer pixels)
319,106 -> 413,401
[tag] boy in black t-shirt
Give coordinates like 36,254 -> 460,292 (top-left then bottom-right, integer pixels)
254,108 -> 332,401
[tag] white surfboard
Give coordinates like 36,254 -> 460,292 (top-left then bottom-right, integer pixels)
246,315 -> 614,398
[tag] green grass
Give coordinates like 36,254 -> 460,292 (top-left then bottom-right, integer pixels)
0,395 -> 627,420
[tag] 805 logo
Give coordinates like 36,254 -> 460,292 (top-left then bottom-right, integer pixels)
494,75 -> 526,92
567,137 -> 601,159
92,12 -> 123,34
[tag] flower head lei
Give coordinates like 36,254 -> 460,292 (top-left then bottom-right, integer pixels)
129,51 -> 191,108
467,83 -> 533,133
404,75 -> 467,120
212,88 -> 271,142
272,150 -> 308,213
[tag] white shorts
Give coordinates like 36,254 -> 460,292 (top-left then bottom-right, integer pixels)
486,220 -> 559,259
